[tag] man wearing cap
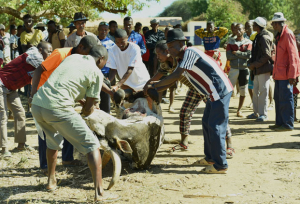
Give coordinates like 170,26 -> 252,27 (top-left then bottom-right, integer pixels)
195,21 -> 228,66
145,19 -> 165,77
65,12 -> 100,47
123,17 -> 146,55
147,28 -> 233,174
247,17 -> 274,122
34,22 -> 48,41
47,20 -> 66,50
20,14 -> 44,53
67,23 -> 76,37
97,21 -> 115,113
0,24 -> 11,65
269,12 -> 300,131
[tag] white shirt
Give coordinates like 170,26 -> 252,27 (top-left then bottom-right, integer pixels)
2,33 -> 11,58
106,42 -> 150,91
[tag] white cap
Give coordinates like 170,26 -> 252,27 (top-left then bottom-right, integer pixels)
272,12 -> 287,22
254,17 -> 267,28
0,24 -> 5,30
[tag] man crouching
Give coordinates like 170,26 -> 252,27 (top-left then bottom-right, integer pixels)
31,45 -> 119,202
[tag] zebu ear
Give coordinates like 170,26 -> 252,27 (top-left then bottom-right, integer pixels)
116,139 -> 133,154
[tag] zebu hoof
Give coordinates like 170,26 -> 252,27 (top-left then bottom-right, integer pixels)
147,88 -> 160,104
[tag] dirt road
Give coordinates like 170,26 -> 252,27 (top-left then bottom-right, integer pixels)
1,48 -> 300,203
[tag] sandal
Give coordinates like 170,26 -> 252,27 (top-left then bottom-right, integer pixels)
192,158 -> 214,166
200,165 -> 227,174
226,148 -> 235,159
16,144 -> 34,151
171,143 -> 188,152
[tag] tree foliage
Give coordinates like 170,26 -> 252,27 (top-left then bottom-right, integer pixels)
158,0 -> 208,21
237,0 -> 290,20
0,0 -> 152,28
206,0 -> 248,28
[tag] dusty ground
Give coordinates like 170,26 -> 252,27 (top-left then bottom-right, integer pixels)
1,49 -> 300,204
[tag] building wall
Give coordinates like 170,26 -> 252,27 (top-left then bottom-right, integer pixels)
183,21 -> 207,46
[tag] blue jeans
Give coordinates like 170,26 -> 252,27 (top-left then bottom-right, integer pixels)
38,131 -> 74,169
274,80 -> 294,129
202,92 -> 231,170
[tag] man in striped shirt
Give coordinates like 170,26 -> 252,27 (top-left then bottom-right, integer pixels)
148,28 -> 233,174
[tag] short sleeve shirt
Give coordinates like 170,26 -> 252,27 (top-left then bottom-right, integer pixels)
32,54 -> 103,110
106,42 -> 150,91
38,47 -> 73,89
20,29 -> 44,46
50,31 -> 66,50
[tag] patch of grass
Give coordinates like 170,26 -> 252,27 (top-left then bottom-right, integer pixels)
16,156 -> 28,168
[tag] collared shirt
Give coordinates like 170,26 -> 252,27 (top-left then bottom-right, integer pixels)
145,29 -> 165,51
179,47 -> 233,101
128,30 -> 146,55
48,30 -> 66,50
99,37 -> 115,75
195,27 -> 228,51
64,31 -> 101,47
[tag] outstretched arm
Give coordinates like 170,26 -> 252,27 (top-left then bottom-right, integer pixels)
112,67 -> 134,92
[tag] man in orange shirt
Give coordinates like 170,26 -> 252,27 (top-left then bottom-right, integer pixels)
30,36 -> 113,173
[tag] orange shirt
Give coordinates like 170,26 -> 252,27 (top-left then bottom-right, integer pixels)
39,47 -> 73,89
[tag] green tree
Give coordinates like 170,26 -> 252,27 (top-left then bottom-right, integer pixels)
237,0 -> 291,20
188,0 -> 209,17
0,0 -> 152,28
158,0 -> 193,21
206,0 -> 248,28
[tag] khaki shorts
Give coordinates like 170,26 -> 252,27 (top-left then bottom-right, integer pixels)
31,105 -> 100,154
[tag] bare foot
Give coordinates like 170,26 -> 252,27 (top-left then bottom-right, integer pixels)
46,176 -> 57,192
95,192 -> 120,202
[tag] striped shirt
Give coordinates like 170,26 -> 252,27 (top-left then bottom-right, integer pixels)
179,47 -> 233,101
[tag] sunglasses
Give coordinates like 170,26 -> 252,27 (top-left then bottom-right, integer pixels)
99,22 -> 108,26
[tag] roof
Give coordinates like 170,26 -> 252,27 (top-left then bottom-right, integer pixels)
86,17 -> 183,28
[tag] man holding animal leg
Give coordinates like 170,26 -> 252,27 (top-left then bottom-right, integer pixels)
31,45 -> 119,202
107,29 -> 150,105
147,29 -> 233,173
30,36 -> 113,174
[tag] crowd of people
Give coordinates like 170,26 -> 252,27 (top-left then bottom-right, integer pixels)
0,11 -> 300,202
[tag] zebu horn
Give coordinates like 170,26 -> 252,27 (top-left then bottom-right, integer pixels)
101,151 -> 111,169
107,149 -> 121,190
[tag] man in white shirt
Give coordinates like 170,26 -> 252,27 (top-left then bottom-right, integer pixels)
107,29 -> 150,92
0,24 -> 11,65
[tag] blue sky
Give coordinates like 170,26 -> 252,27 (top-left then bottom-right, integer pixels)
100,0 -> 177,18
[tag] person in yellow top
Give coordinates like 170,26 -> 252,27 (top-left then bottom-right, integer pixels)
195,21 -> 228,65
20,14 -> 44,53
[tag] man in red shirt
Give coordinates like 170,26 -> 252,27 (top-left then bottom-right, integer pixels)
0,42 -> 52,157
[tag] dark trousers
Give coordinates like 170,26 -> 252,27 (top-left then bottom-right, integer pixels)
100,91 -> 111,113
38,131 -> 74,169
202,92 -> 231,170
274,80 -> 294,129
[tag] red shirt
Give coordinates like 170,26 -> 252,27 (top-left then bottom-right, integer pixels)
141,34 -> 150,62
0,53 -> 35,90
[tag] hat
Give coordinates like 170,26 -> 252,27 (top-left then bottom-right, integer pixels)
254,17 -> 267,28
73,12 -> 88,23
34,22 -> 46,28
66,23 -> 75,28
98,21 -> 109,26
47,20 -> 56,25
272,12 -> 287,22
150,19 -> 160,24
0,24 -> 5,30
166,28 -> 188,43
